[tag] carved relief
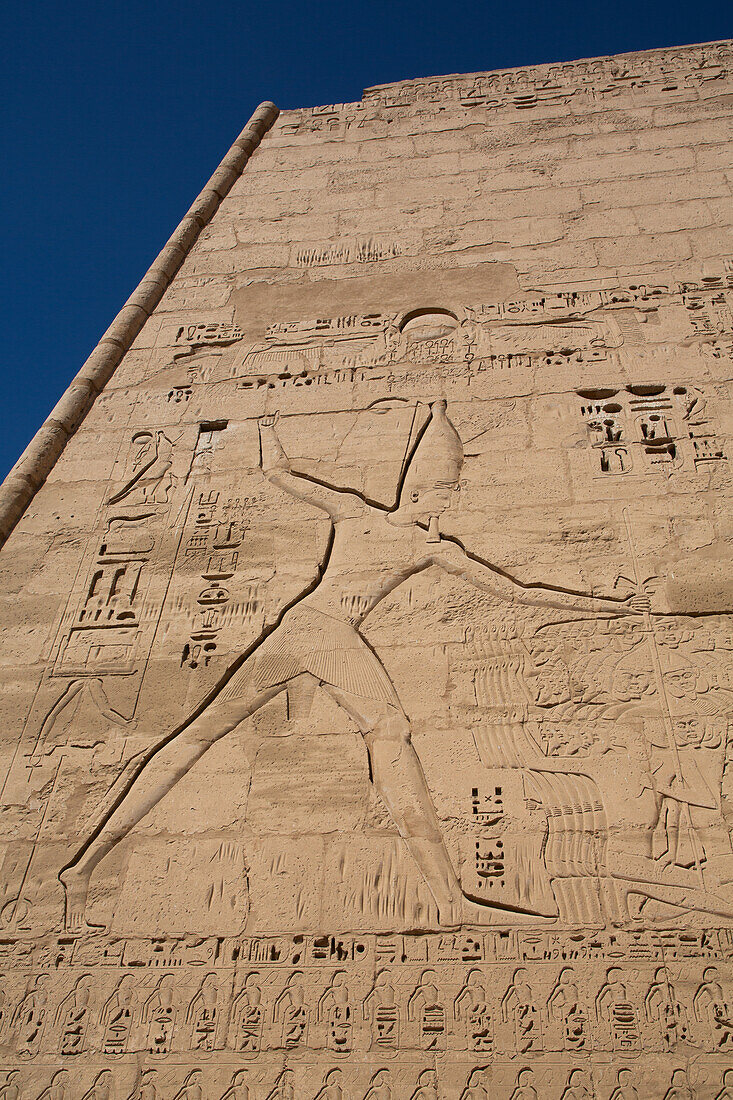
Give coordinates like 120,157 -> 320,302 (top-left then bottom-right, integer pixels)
53,974 -> 92,1055
12,975 -> 49,1055
454,968 -> 494,1052
4,320 -> 732,1083
596,966 -> 641,1052
100,974 -> 136,1054
364,969 -> 400,1050
547,967 -> 588,1052
273,971 -> 309,1049
141,974 -> 176,1055
693,966 -> 733,1050
57,399 -> 659,935
48,427 -> 183,680
577,384 -> 727,476
2,53 -> 733,1086
318,970 -> 353,1052
230,972 -> 264,1053
407,968 -> 446,1051
295,239 -> 402,267
501,968 -> 543,1054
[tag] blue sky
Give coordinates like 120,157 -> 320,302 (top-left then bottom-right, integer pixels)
2,0 -> 730,479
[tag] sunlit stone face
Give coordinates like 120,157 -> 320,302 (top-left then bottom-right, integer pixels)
1,39 -> 732,1098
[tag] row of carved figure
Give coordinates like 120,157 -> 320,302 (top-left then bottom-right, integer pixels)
2,1065 -> 733,1100
2,965 -> 732,1057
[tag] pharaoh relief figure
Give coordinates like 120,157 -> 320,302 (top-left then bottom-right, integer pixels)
61,399 -> 649,930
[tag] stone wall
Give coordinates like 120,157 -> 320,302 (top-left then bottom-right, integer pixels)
1,40 -> 732,1099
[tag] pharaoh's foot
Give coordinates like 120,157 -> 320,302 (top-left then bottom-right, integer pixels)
435,888 -> 557,928
461,892 -> 558,926
59,867 -> 105,933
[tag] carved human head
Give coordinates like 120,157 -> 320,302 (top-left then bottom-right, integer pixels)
611,660 -> 654,700
529,660 -> 572,705
76,976 -> 91,1005
398,400 -> 463,520
663,656 -> 706,699
242,970 -> 261,997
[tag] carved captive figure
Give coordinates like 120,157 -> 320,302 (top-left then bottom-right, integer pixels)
60,400 -> 645,929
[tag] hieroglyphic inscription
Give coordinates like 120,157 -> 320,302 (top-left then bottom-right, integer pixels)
577,384 -> 726,475
1,930 -> 732,1093
280,42 -> 733,135
54,430 -> 179,676
295,239 -> 402,267
179,490 -> 254,671
2,41 -> 733,1087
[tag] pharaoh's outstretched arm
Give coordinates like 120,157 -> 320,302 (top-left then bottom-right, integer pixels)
432,539 -> 639,616
258,415 -> 352,518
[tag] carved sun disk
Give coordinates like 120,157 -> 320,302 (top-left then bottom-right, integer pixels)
400,308 -> 459,341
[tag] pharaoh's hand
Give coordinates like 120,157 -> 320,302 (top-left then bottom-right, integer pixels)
626,592 -> 652,615
259,412 -> 279,429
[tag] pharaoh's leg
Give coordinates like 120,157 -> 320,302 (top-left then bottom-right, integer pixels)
60,680 -> 286,929
371,713 -> 462,921
323,686 -> 462,925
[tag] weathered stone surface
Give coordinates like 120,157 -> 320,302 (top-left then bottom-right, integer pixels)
1,40 -> 733,1099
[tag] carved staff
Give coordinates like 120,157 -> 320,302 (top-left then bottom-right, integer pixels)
622,507 -> 705,889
